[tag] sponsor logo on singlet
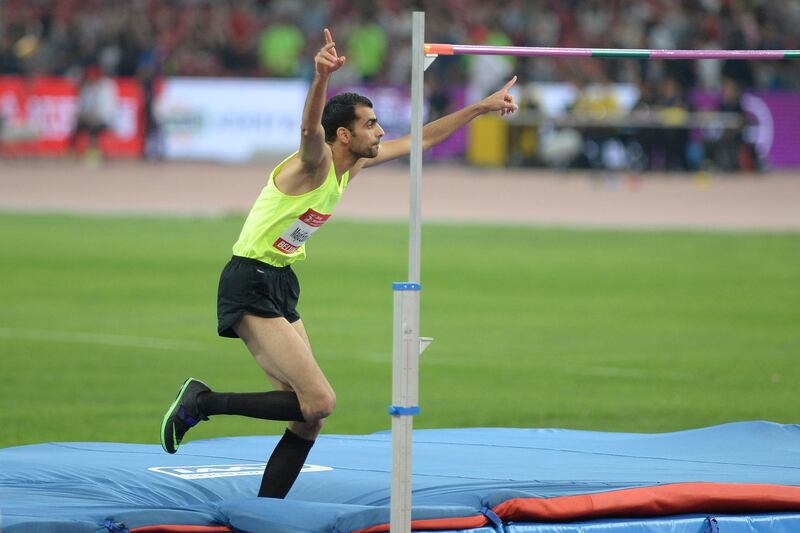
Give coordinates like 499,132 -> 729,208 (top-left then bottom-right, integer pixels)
148,463 -> 333,480
273,208 -> 331,254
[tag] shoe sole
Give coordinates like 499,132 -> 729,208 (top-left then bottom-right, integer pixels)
160,377 -> 196,454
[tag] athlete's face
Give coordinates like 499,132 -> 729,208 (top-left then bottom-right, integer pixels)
346,105 -> 384,158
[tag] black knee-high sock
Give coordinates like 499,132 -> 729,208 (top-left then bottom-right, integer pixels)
197,391 -> 304,422
258,429 -> 315,498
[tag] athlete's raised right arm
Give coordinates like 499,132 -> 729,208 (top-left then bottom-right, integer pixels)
299,29 -> 346,169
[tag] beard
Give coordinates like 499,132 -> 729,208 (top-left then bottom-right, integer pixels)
355,143 -> 380,159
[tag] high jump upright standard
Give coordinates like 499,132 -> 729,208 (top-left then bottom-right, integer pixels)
389,11 -> 427,533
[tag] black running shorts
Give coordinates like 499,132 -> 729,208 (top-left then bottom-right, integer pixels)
217,255 -> 301,338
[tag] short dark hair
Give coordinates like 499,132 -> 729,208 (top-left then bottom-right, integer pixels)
321,92 -> 373,143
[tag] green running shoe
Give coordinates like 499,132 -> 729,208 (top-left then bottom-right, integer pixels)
160,378 -> 210,454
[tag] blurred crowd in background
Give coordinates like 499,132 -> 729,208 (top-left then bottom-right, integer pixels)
2,0 -> 799,171
3,0 -> 800,89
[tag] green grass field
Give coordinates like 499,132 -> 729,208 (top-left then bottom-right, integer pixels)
1,212 -> 798,449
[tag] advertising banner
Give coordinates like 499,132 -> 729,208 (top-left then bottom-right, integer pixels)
156,78 -> 307,162
746,92 -> 800,168
0,76 -> 143,157
4,75 -> 799,168
691,90 -> 800,168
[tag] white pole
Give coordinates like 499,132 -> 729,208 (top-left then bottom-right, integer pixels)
389,10 -> 425,533
408,11 -> 424,284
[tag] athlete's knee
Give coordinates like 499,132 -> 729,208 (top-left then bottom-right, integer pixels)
301,388 -> 336,421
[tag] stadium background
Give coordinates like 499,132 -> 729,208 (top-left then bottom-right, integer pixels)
1,0 -> 799,450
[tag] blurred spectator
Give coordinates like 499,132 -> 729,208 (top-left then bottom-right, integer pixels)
69,63 -> 117,165
708,76 -> 759,171
569,76 -> 623,169
345,13 -> 388,82
653,76 -> 690,170
258,14 -> 304,77
139,65 -> 163,161
570,77 -> 622,119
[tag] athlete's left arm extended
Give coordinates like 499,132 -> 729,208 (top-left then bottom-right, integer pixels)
361,76 -> 518,168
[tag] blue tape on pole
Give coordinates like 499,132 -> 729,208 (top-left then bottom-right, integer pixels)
392,282 -> 421,291
388,405 -> 420,416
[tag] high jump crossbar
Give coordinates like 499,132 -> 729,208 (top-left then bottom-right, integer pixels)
390,16 -> 798,533
425,43 -> 800,60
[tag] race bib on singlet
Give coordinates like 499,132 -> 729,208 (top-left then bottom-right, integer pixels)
272,208 -> 331,254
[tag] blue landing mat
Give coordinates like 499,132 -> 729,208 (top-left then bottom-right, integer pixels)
2,421 -> 800,532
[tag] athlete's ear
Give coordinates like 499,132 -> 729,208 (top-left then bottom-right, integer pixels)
336,126 -> 351,144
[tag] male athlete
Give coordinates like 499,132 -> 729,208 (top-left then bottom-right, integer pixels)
160,28 -> 518,498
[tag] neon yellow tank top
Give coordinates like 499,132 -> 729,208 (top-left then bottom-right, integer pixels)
232,152 -> 349,267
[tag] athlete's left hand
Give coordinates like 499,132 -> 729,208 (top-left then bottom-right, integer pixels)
481,76 -> 519,117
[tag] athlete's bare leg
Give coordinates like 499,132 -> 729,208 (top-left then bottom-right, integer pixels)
234,314 -> 335,440
284,320 -> 325,438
